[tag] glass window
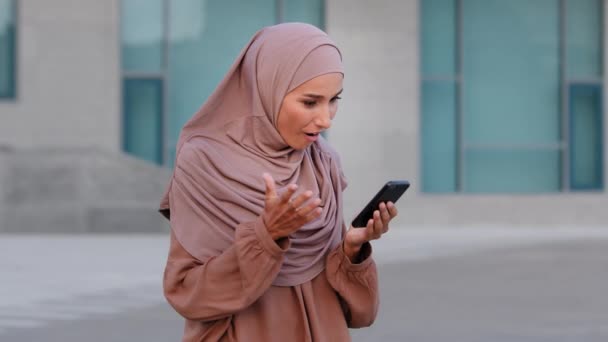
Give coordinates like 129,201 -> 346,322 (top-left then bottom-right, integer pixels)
566,0 -> 603,190
121,0 -> 164,73
0,0 -> 16,99
123,79 -> 163,165
421,0 -> 456,77
465,149 -> 561,193
421,81 -> 457,192
569,84 -> 603,190
284,0 -> 324,28
462,0 -> 561,192
421,0 -> 603,193
566,0 -> 602,79
463,0 -> 560,146
420,0 -> 458,193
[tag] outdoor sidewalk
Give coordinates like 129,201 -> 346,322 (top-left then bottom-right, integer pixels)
1,226 -> 608,341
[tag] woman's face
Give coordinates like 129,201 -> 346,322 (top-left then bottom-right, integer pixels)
277,73 -> 343,150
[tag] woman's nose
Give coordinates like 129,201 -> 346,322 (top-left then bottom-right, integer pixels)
315,108 -> 332,129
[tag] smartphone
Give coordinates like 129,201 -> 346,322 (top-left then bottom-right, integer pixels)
351,180 -> 410,228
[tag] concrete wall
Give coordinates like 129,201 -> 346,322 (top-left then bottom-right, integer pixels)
327,0 -> 608,226
0,148 -> 171,233
326,0 -> 419,222
0,0 -> 120,151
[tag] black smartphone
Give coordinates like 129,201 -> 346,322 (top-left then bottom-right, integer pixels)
351,180 -> 410,228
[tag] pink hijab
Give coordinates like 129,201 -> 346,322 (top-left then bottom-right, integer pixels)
159,23 -> 346,286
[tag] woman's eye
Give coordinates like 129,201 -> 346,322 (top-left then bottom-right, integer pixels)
330,96 -> 342,103
303,100 -> 316,107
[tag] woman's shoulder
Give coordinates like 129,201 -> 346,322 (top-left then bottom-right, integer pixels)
174,135 -> 221,167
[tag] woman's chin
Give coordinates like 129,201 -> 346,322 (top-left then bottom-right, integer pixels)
287,138 -> 315,150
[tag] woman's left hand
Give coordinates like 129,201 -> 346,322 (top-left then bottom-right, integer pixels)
343,202 -> 398,263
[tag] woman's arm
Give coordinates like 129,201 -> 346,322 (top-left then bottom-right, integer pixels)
163,216 -> 288,322
326,198 -> 398,327
325,225 -> 379,328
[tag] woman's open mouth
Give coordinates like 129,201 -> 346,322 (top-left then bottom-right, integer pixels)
304,132 -> 319,142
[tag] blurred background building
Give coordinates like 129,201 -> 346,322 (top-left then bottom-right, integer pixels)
0,0 -> 607,233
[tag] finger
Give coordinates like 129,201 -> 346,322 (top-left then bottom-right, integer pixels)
373,210 -> 384,238
387,201 -> 398,218
279,184 -> 299,205
291,190 -> 313,209
303,207 -> 323,224
379,202 -> 391,224
295,197 -> 321,217
263,173 -> 278,199
379,203 -> 391,234
365,218 -> 375,241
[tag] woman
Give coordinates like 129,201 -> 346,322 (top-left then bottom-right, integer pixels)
160,23 -> 398,341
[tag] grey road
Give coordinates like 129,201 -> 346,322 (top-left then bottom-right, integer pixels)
1,228 -> 607,341
351,240 -> 608,341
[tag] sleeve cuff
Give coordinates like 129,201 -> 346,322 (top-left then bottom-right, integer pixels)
253,216 -> 290,257
338,241 -> 373,271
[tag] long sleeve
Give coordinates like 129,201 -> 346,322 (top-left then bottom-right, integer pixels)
325,239 -> 379,328
163,216 -> 290,322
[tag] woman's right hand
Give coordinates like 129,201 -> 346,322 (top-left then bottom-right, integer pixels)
262,173 -> 322,241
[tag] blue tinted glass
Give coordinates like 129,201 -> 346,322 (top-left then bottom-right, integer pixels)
566,0 -> 602,78
421,0 -> 455,77
167,0 -> 276,165
465,149 -> 560,193
121,0 -> 164,72
0,0 -> 15,98
569,84 -> 603,190
422,81 -> 457,192
463,0 -> 560,145
284,0 -> 324,28
123,79 -> 163,164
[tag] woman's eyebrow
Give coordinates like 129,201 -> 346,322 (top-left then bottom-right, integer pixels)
302,89 -> 344,99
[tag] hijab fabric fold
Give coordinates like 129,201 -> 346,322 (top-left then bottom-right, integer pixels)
159,23 -> 346,286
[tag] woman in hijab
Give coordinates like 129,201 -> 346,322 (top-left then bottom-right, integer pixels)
161,23 -> 398,341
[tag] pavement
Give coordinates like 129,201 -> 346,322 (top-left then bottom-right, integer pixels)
1,226 -> 608,341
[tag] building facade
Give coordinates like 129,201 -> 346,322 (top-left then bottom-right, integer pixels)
1,0 -> 607,230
